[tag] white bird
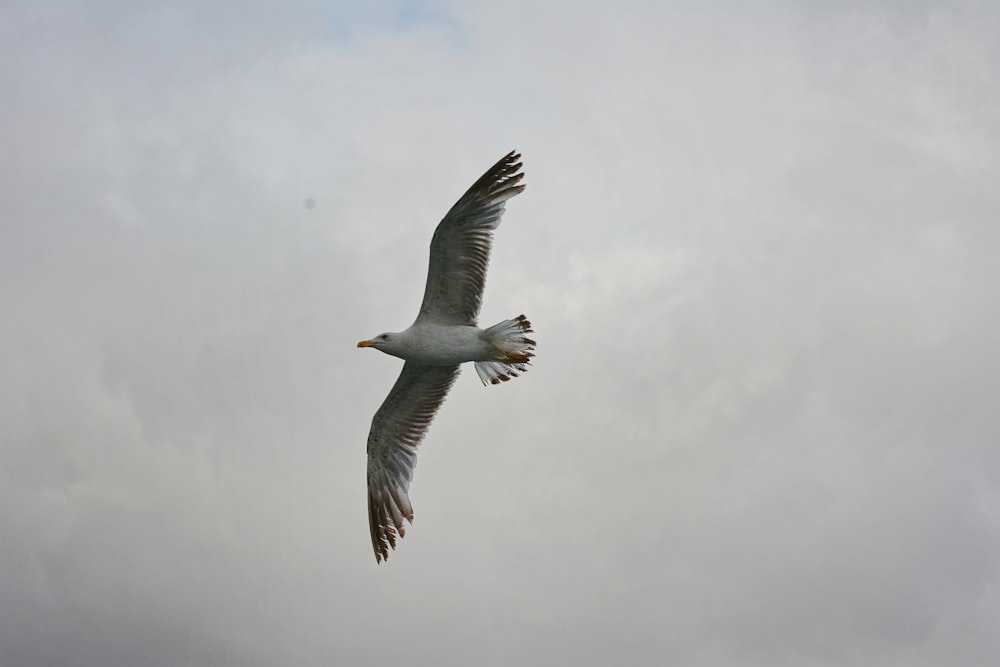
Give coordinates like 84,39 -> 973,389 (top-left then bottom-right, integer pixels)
357,151 -> 535,563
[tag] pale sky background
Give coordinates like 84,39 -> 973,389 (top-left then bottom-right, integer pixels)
2,2 -> 999,665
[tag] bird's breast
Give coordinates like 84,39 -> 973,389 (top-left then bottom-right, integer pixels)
399,323 -> 491,366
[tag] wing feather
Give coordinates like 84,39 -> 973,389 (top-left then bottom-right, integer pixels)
366,362 -> 460,562
417,150 -> 526,325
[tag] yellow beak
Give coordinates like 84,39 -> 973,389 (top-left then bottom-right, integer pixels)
357,340 -> 376,348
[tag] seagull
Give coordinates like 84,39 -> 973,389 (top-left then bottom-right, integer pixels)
357,150 -> 535,563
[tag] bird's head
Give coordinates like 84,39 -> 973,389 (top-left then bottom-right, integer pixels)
357,332 -> 399,355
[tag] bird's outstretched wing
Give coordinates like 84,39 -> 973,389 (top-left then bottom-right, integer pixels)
366,362 -> 461,562
417,150 -> 526,325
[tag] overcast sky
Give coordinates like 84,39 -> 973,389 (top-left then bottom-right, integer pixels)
2,2 -> 999,665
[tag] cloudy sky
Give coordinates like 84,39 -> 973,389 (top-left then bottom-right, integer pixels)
3,2 -> 999,665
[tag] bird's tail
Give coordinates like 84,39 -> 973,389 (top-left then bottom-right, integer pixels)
476,314 -> 536,385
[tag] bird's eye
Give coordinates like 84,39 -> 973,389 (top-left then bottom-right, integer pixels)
379,334 -> 388,340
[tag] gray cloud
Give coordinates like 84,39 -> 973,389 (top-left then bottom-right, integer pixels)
2,2 -> 999,666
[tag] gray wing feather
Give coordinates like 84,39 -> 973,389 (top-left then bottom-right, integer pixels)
417,150 -> 526,325
366,362 -> 460,563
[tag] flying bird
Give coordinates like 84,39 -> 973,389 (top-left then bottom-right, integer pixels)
357,150 -> 535,563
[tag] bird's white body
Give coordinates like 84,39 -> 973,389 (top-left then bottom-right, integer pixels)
363,314 -> 534,384
376,323 -> 494,366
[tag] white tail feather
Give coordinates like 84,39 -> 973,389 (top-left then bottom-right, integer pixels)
475,315 -> 536,385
